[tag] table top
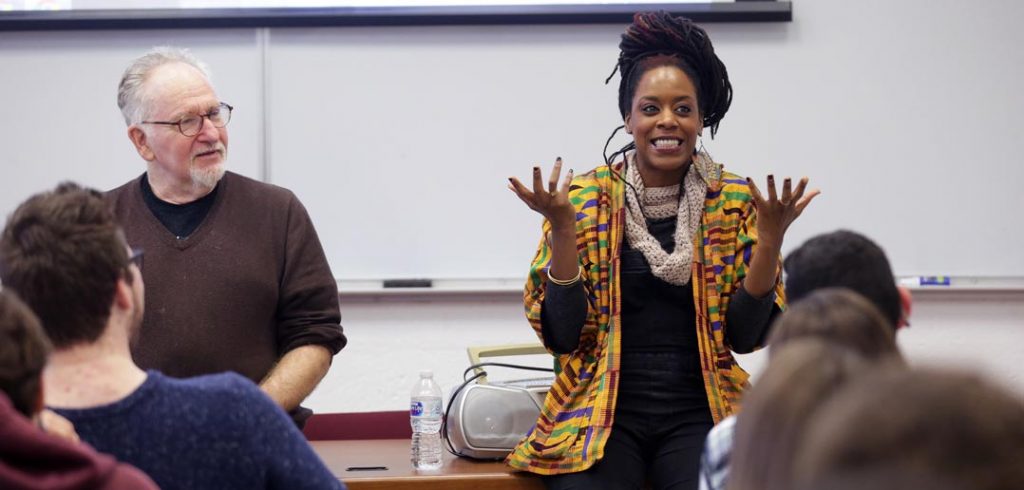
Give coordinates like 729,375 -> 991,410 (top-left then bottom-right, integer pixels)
311,439 -> 544,490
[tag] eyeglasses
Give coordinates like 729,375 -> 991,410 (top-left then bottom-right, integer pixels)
141,102 -> 233,137
128,248 -> 144,271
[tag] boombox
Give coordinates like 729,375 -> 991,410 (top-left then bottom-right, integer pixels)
445,377 -> 551,460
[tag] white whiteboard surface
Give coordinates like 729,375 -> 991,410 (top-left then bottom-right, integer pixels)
270,1 -> 1024,280
2,0 -> 1023,281
268,24 -> 623,281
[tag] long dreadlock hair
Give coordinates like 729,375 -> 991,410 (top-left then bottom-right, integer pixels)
603,11 -> 733,175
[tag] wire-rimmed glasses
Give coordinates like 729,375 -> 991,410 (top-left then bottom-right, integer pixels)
141,102 -> 233,137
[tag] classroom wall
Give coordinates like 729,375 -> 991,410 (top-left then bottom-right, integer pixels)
1,0 -> 1022,413
313,291 -> 1024,413
306,0 -> 1024,412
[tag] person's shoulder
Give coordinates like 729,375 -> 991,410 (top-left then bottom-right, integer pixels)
104,175 -> 144,205
713,167 -> 754,202
709,413 -> 737,438
718,168 -> 749,189
159,370 -> 259,395
703,414 -> 737,468
571,163 -> 619,196
154,371 -> 288,424
223,171 -> 298,202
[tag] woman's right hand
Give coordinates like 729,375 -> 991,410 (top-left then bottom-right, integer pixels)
508,157 -> 575,229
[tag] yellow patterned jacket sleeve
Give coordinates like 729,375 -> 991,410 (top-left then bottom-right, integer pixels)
692,170 -> 787,422
508,164 -> 621,474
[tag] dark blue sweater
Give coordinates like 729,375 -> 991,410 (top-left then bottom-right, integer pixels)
53,371 -> 344,490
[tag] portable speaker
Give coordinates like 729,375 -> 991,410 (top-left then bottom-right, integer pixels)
445,377 -> 551,460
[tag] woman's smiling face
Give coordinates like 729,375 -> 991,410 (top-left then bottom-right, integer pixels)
625,64 -> 702,187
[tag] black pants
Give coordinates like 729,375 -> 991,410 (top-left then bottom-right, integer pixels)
543,351 -> 713,490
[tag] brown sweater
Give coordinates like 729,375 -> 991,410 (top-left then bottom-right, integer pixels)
107,172 -> 346,388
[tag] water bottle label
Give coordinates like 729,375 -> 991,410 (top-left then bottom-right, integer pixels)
410,398 -> 442,418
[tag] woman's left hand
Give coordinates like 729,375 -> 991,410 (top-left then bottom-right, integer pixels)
746,175 -> 820,247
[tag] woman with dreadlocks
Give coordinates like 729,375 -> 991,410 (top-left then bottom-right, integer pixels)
506,11 -> 818,489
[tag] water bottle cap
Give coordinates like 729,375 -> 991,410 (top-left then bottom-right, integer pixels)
419,370 -> 433,378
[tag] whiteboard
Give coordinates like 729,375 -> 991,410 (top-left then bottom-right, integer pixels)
269,5 -> 1024,280
267,25 -> 623,281
1,0 -> 1022,281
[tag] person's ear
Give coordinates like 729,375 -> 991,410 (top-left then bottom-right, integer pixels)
113,276 -> 133,311
897,285 -> 913,328
624,115 -> 633,135
128,126 -> 155,162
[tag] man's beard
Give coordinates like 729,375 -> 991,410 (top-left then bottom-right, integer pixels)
191,162 -> 226,190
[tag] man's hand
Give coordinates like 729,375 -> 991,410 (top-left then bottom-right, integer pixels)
36,409 -> 80,444
260,344 -> 333,412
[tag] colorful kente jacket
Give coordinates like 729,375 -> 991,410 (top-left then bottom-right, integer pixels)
506,156 -> 786,475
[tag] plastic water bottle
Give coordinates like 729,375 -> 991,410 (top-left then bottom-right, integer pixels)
410,370 -> 444,470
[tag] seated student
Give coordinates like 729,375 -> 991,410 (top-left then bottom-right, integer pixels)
0,290 -> 158,490
700,288 -> 904,490
0,183 -> 344,490
721,340 -> 870,490
761,288 -> 903,363
783,229 -> 912,329
794,367 -> 1024,490
698,229 -> 911,490
721,291 -> 904,490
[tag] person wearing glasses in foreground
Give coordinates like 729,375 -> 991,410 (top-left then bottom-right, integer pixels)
106,47 -> 346,428
507,12 -> 818,489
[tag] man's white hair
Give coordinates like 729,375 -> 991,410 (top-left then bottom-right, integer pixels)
117,46 -> 213,126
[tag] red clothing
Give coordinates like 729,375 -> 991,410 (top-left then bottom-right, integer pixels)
0,393 -> 158,490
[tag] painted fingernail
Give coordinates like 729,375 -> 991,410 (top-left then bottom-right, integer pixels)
556,157 -> 562,162
534,167 -> 540,173
784,177 -> 791,184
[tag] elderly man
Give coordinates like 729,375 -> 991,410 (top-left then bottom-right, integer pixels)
106,47 -> 345,427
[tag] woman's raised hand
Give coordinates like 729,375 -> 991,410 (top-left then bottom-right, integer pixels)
746,175 -> 820,246
509,157 -> 576,229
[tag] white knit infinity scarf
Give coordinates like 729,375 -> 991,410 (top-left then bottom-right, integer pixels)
624,153 -> 708,286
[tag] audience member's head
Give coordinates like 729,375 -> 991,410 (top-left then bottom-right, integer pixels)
795,367 -> 1024,490
794,469 -> 963,490
0,290 -> 51,417
726,340 -> 869,490
767,287 -> 903,363
0,182 -> 139,348
784,229 -> 908,328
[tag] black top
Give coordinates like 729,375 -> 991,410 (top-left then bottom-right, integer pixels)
140,174 -> 219,239
541,215 -> 778,354
619,216 -> 697,352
